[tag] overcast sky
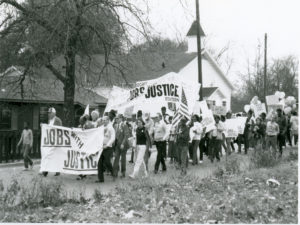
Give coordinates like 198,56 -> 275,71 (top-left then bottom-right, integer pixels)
1,0 -> 299,86
143,0 -> 300,85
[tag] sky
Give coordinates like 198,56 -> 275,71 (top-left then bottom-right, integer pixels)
140,0 -> 300,85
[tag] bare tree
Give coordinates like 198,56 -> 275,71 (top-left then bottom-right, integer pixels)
0,0 -> 150,126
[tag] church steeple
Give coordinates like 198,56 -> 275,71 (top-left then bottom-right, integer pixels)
186,21 -> 205,53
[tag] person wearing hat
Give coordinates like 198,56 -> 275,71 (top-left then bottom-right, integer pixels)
176,117 -> 190,175
42,107 -> 62,177
113,114 -> 130,178
48,107 -> 62,126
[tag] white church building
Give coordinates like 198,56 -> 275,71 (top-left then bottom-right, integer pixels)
95,21 -> 234,112
178,21 -> 234,111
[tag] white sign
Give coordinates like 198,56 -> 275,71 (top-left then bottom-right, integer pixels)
236,117 -> 247,134
266,95 -> 280,106
212,105 -> 227,116
253,103 -> 267,117
225,117 -> 247,138
198,100 -> 215,133
40,124 -> 104,175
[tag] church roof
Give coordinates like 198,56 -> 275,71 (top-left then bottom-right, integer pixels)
186,21 -> 205,36
202,87 -> 218,98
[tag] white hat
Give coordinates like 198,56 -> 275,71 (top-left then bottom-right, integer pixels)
48,107 -> 56,113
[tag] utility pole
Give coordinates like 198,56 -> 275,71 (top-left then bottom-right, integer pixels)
196,0 -> 203,101
264,33 -> 267,103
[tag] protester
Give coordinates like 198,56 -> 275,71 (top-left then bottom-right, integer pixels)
108,110 -> 116,124
266,115 -> 280,157
290,111 -> 298,146
243,110 -> 255,154
42,107 -> 62,177
210,115 -> 224,162
235,113 -> 244,153
276,108 -> 287,157
226,112 -> 235,152
198,116 -> 207,163
113,114 -> 130,178
129,114 -> 137,164
153,113 -> 168,174
253,117 -> 265,150
48,107 -> 62,126
161,106 -> 169,124
167,116 -> 177,164
17,122 -> 33,171
91,110 -> 100,128
143,112 -> 154,171
220,115 -> 228,156
96,116 -> 115,183
77,114 -> 94,180
286,112 -> 292,146
189,114 -> 203,165
260,112 -> 267,149
176,117 -> 190,175
129,119 -> 151,179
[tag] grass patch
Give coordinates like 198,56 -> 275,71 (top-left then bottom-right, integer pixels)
0,154 -> 297,223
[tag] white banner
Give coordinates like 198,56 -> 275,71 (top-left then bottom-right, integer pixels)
104,72 -> 201,115
40,124 -> 104,175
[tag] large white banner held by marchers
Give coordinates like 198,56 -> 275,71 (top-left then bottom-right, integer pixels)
40,124 -> 104,175
104,72 -> 200,115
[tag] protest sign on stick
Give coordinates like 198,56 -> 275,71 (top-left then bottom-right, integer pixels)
212,105 -> 227,116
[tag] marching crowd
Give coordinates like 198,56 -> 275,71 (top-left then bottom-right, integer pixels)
17,105 -> 298,183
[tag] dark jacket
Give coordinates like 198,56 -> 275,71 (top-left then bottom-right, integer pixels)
176,124 -> 190,146
49,116 -> 62,126
114,122 -> 130,150
276,115 -> 287,134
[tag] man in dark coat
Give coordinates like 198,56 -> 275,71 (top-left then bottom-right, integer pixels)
113,114 -> 130,178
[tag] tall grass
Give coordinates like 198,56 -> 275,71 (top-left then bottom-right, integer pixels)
0,176 -> 87,209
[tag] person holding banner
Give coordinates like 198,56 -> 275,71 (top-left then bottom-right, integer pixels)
42,107 -> 62,177
129,119 -> 151,179
113,114 -> 130,179
153,113 -> 168,174
91,110 -> 100,128
96,116 -> 115,183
